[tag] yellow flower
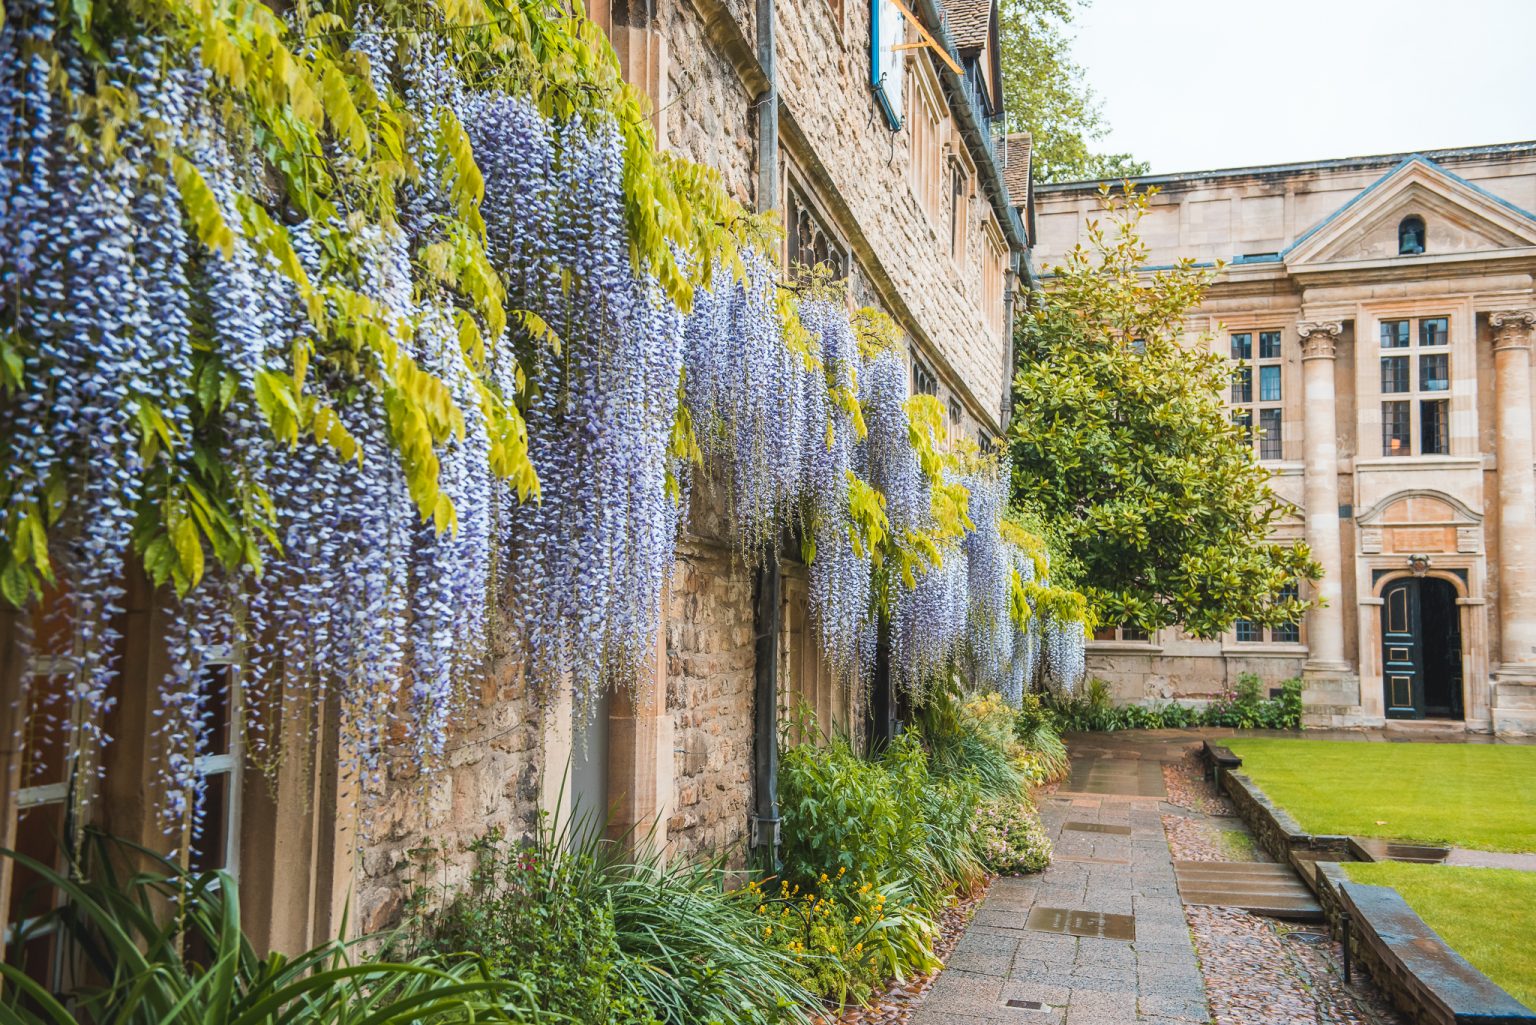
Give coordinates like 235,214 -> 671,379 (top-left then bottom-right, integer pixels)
837,866 -> 846,876
764,926 -> 773,937
852,915 -> 862,924
819,873 -> 828,883
757,904 -> 766,914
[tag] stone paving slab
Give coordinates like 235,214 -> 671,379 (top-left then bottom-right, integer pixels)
911,752 -> 1210,1025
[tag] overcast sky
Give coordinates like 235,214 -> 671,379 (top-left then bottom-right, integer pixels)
1071,0 -> 1536,175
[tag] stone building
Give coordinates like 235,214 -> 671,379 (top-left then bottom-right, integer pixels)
1033,142 -> 1536,735
0,0 -> 1029,967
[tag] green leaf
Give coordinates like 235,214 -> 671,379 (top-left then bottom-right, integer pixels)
172,155 -> 236,259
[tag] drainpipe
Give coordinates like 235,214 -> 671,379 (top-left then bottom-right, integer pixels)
749,0 -> 781,875
999,250 -> 1021,433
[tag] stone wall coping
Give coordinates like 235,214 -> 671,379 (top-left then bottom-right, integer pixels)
1313,865 -> 1536,1024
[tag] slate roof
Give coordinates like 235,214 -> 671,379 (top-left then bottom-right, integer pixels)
1003,132 -> 1031,211
944,0 -> 991,52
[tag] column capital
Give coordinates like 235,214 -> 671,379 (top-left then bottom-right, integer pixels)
1298,321 -> 1344,360
1490,310 -> 1536,352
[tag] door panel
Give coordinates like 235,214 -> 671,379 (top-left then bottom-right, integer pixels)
1381,579 -> 1424,719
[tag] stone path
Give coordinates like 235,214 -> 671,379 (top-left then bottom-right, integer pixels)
910,731 -> 1418,1025
910,753 -> 1207,1024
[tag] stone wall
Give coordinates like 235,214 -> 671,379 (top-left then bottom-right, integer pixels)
1087,647 -> 1305,702
666,533 -> 757,863
653,0 -> 1015,433
773,0 -> 1012,428
355,649 -> 545,934
660,0 -> 757,207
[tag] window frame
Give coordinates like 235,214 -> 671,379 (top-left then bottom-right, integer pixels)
1377,314 -> 1451,458
905,48 -> 945,224
911,355 -> 938,398
784,177 -> 849,281
1228,584 -> 1304,649
1226,328 -> 1285,463
1088,624 -> 1161,649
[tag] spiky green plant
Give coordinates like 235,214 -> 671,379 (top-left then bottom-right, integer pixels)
0,834 -> 527,1025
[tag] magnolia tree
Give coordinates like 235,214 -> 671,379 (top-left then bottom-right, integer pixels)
1008,186 -> 1320,638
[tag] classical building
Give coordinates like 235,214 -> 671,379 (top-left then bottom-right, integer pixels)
1034,142 -> 1536,734
0,0 -> 1030,966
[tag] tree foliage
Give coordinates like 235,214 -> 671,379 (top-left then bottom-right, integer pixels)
998,0 -> 1147,183
1007,186 -> 1318,638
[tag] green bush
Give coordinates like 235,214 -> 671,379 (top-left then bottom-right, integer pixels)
970,797 -> 1053,875
1,833 -> 522,1025
418,821 -> 813,1025
1045,675 -> 1303,732
777,733 -> 934,907
915,686 -> 1025,802
422,827 -> 635,1024
1012,693 -> 1070,782
743,872 -> 938,1007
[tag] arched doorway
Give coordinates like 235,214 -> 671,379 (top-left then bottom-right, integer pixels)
1381,576 -> 1464,720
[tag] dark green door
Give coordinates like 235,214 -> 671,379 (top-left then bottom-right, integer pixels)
1382,578 -> 1424,719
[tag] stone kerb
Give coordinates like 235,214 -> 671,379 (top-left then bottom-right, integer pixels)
1328,875 -> 1535,1025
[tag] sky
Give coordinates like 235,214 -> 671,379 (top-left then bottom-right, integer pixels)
1070,0 -> 1536,175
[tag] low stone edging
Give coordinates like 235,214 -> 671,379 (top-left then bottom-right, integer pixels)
1310,863 -> 1535,1025
1201,742 -> 1536,1024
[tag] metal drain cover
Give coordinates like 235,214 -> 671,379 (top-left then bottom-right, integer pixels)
1062,821 -> 1132,835
1005,998 -> 1047,1010
1025,906 -> 1136,940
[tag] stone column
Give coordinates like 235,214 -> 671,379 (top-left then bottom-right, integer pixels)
1297,321 -> 1354,680
1491,310 -> 1536,678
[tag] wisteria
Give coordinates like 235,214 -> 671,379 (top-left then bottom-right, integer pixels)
857,347 -> 929,538
0,1 -> 1089,845
683,251 -> 810,550
961,466 -> 1013,687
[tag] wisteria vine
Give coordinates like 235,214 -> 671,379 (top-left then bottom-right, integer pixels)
0,0 -> 1087,846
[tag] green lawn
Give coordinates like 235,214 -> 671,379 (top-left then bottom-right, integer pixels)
1344,862 -> 1536,1010
1222,739 -> 1536,853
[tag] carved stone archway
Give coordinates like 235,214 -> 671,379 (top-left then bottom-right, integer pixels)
1355,489 -> 1490,729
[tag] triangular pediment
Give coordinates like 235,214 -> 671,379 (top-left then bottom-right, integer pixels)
1284,156 -> 1536,268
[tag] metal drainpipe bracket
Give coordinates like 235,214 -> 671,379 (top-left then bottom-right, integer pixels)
749,812 -> 781,850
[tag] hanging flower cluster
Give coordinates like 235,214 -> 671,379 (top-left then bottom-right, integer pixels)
0,0 -> 1088,844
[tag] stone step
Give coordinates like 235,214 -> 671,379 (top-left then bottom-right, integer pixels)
1348,836 -> 1451,864
1173,860 -> 1323,920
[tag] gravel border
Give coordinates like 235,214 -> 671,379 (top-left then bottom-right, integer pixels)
1187,905 -> 1405,1025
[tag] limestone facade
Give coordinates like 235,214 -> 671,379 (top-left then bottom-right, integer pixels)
1033,143 -> 1536,734
0,0 -> 1029,960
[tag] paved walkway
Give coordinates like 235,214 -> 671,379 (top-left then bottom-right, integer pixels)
911,744 -> 1207,1025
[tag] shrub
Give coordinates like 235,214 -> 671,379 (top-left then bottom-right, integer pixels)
605,857 -> 813,1025
422,827 -> 633,1024
418,821 -> 813,1025
777,734 -> 932,905
915,685 -> 1024,802
743,872 -> 938,1006
1045,676 -> 1303,732
1012,692 -> 1070,783
1,833 -> 522,1025
970,797 -> 1053,875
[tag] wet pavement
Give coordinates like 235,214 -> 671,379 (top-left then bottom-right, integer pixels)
910,737 -> 1207,1025
910,730 -> 1410,1025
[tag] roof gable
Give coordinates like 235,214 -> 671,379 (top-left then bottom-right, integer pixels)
1283,155 -> 1536,268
